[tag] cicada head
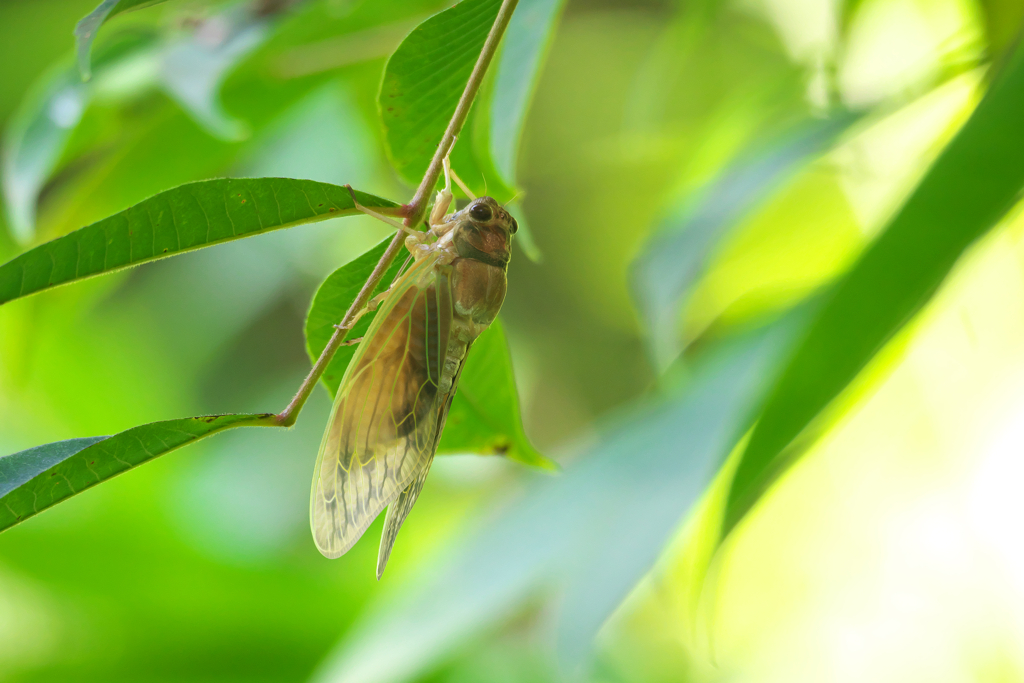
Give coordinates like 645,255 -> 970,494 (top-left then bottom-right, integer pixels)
450,197 -> 517,270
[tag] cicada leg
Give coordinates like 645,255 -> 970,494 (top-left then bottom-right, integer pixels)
429,151 -> 479,248
428,162 -> 476,252
335,288 -> 392,332
449,166 -> 476,201
344,185 -> 425,241
428,154 -> 455,229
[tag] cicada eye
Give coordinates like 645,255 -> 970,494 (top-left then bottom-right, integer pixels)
469,203 -> 492,222
510,218 -> 518,234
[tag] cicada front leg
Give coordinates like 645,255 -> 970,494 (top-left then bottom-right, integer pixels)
343,147 -> 469,260
427,153 -> 473,251
343,185 -> 434,260
428,155 -> 455,228
343,185 -> 419,238
449,164 -> 476,202
335,288 -> 392,333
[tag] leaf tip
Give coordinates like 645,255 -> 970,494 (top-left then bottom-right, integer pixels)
511,446 -> 559,473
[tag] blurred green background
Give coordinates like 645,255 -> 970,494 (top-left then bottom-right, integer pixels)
3,0 -> 1024,681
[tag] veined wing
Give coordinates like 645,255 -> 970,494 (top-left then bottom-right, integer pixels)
311,251 -> 453,559
375,346 -> 470,578
376,456 -> 432,578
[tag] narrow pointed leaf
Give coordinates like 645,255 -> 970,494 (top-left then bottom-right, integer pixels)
0,178 -> 396,307
979,0 -> 1024,57
7,6 -> 278,244
314,318 -> 800,683
159,6 -> 270,141
2,68 -> 88,244
554,312 -> 806,668
723,40 -> 1024,538
304,236 -> 405,397
2,32 -> 158,243
630,113 -> 858,368
75,0 -> 170,79
438,318 -> 555,469
305,239 -> 553,470
462,0 -> 567,261
0,413 -> 279,533
487,0 -> 565,186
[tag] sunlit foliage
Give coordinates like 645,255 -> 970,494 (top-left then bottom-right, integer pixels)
1,0 -> 1024,682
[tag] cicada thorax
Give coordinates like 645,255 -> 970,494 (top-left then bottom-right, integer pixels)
449,204 -> 511,319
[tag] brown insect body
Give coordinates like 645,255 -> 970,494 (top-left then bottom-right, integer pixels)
310,196 -> 516,577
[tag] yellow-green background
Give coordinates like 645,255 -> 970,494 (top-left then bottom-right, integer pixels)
2,0 -> 1023,681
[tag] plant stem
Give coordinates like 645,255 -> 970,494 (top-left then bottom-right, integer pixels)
404,0 -> 520,227
275,231 -> 405,426
275,0 -> 519,427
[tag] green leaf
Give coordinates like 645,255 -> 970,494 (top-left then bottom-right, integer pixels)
1,66 -> 88,244
305,239 -> 554,470
553,312 -> 806,667
379,0 -> 502,185
304,236 -> 405,397
74,0 -> 169,79
505,201 -> 543,263
407,0 -> 566,253
315,318 -> 800,683
444,81 -> 515,202
454,0 -> 566,261
2,31 -> 157,243
487,0 -> 565,186
722,40 -> 1024,538
4,8 -> 278,244
159,6 -> 271,141
438,318 -> 554,470
979,0 -> 1024,58
0,177 -> 396,307
839,0 -> 868,34
630,113 -> 858,369
375,0 -> 558,262
0,413 -> 278,533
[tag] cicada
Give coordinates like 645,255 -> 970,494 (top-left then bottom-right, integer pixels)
309,165 -> 518,577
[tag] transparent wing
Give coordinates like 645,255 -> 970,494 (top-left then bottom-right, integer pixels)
375,343 -> 470,577
311,253 -> 453,559
376,456 -> 433,578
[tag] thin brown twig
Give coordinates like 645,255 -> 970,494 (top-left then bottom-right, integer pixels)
275,0 -> 520,426
403,0 -> 520,227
